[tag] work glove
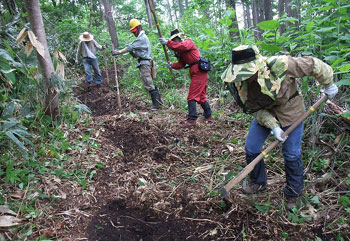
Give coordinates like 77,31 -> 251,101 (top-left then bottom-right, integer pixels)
112,50 -> 120,56
272,126 -> 288,143
74,59 -> 78,65
167,62 -> 172,69
324,84 -> 338,99
159,38 -> 168,45
102,45 -> 106,50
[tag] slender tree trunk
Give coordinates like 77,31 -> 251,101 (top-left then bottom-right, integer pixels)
285,0 -> 298,27
99,2 -> 104,23
51,0 -> 56,7
252,0 -> 258,27
257,0 -> 264,23
88,0 -> 93,31
246,1 -> 252,28
185,0 -> 188,8
178,0 -> 184,18
166,0 -> 174,27
102,0 -> 119,48
226,0 -> 239,38
278,0 -> 285,34
144,0 -> 153,28
25,0 -> 59,119
264,0 -> 272,20
172,0 -> 178,20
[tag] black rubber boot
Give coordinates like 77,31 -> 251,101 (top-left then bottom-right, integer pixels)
149,88 -> 161,110
188,100 -> 198,120
201,101 -> 212,118
155,86 -> 163,105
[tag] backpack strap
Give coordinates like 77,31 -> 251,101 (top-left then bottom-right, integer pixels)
184,60 -> 199,69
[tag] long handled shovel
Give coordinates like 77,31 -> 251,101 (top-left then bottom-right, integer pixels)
148,0 -> 174,77
112,44 -> 121,109
220,95 -> 328,202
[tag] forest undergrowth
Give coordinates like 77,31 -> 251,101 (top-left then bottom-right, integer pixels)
1,66 -> 349,240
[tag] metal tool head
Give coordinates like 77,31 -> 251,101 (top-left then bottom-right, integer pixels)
220,187 -> 232,203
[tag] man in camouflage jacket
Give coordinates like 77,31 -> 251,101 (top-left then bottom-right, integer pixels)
221,45 -> 338,210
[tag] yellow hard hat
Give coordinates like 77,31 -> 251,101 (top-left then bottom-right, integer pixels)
129,19 -> 141,31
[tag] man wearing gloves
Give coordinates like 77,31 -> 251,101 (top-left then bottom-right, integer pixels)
112,19 -> 162,110
159,29 -> 214,128
221,45 -> 338,210
75,32 -> 105,85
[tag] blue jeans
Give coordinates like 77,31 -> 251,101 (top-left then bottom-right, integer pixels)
245,118 -> 304,197
83,57 -> 102,84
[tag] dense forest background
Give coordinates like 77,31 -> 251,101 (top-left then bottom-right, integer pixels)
0,0 -> 349,240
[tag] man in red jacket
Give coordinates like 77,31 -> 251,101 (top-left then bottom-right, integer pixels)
160,29 -> 214,128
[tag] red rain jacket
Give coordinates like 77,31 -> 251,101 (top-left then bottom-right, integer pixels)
167,39 -> 208,104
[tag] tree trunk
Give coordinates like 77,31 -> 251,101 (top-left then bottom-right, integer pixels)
278,0 -> 285,34
88,0 -> 93,31
144,0 -> 153,28
25,0 -> 59,119
51,0 -> 56,7
166,0 -> 175,27
246,1 -> 252,28
102,0 -> 119,48
252,0 -> 258,27
257,0 -> 264,23
172,0 -> 178,20
178,0 -> 184,18
264,0 -> 272,20
226,0 -> 239,38
242,0 -> 252,28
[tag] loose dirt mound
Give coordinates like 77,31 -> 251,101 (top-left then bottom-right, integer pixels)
87,199 -> 216,241
104,120 -> 172,163
74,82 -> 144,116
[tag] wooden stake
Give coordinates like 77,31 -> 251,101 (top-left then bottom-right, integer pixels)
103,48 -> 110,85
112,44 -> 121,108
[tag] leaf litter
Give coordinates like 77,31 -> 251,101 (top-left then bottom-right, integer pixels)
3,79 -> 348,240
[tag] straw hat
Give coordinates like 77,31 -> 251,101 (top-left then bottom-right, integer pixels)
79,32 -> 94,41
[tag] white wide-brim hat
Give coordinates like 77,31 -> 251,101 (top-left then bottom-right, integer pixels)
79,32 -> 94,41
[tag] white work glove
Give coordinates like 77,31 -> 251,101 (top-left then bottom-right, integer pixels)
167,62 -> 172,69
112,50 -> 120,56
324,84 -> 338,99
272,126 -> 288,143
159,38 -> 168,45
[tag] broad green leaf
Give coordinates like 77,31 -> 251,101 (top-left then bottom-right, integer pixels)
5,131 -> 28,157
339,64 -> 350,71
257,20 -> 280,31
323,0 -> 336,3
341,112 -> 350,118
331,57 -> 345,67
1,101 -> 16,119
259,43 -> 282,53
203,28 -> 214,38
1,118 -> 19,131
305,21 -> 314,32
316,27 -> 336,33
335,79 -> 350,86
320,5 -> 334,11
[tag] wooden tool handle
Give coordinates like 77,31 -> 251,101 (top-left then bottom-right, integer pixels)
221,95 -> 328,195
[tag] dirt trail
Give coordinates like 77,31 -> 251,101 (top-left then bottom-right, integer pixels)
50,83 -> 343,240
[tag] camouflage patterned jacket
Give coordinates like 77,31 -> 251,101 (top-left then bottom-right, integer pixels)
224,56 -> 334,129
